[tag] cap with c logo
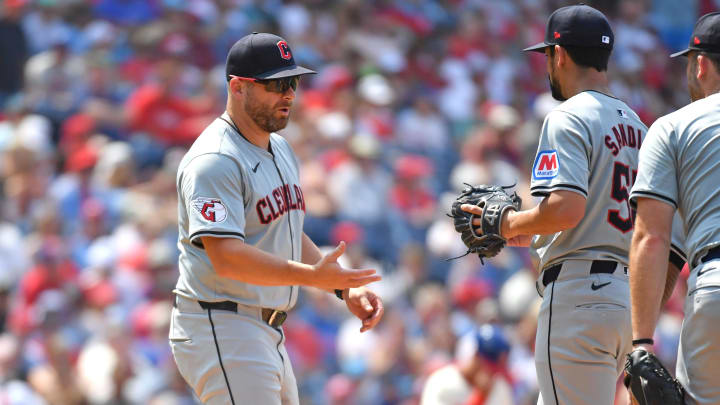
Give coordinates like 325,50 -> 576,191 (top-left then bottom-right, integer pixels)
225,32 -> 316,81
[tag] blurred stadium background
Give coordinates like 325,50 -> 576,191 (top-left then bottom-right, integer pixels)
0,0 -> 709,404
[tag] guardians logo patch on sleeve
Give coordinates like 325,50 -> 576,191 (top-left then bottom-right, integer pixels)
192,197 -> 227,223
533,150 -> 560,179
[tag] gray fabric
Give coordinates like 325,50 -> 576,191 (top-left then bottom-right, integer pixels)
535,261 -> 632,405
630,93 -> 720,267
530,91 -> 647,271
175,112 -> 305,310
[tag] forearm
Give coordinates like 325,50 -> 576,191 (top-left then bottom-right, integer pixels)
629,232 -> 670,340
660,263 -> 681,308
203,236 -> 314,286
503,191 -> 585,239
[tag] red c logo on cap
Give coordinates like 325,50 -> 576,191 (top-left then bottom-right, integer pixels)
694,36 -> 701,45
277,41 -> 292,60
554,31 -> 561,39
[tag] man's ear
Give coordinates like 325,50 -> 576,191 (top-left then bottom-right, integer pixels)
696,54 -> 713,81
229,78 -> 243,95
555,45 -> 568,68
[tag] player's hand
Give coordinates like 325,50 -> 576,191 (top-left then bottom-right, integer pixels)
311,241 -> 381,290
461,204 -> 518,239
343,287 -> 384,333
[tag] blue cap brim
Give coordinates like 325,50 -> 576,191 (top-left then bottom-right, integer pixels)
523,42 -> 551,52
256,65 -> 316,79
670,48 -> 690,58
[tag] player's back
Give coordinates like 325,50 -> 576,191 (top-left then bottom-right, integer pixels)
531,91 -> 646,270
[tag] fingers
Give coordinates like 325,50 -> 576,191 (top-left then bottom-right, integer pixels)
460,204 -> 483,215
346,274 -> 382,288
325,241 -> 346,262
360,296 -> 384,333
359,295 -> 373,312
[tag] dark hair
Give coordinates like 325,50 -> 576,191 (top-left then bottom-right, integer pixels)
549,45 -> 611,72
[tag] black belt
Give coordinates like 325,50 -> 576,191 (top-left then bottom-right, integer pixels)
542,260 -> 622,287
701,246 -> 720,264
174,296 -> 287,327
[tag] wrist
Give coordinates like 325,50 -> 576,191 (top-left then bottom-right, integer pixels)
502,209 -> 516,239
632,338 -> 654,353
288,261 -> 314,286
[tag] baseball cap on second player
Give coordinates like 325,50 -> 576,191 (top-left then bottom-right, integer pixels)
671,12 -> 720,57
524,4 -> 614,53
225,32 -> 316,81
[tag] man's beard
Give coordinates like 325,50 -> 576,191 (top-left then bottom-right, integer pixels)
244,92 -> 291,133
548,74 -> 566,101
687,72 -> 703,102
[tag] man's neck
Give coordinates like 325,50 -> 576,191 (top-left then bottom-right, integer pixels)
564,69 -> 611,99
226,106 -> 271,150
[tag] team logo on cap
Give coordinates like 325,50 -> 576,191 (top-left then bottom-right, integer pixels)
533,150 -> 559,179
602,36 -> 610,44
193,197 -> 227,223
694,36 -> 701,45
277,41 -> 292,60
554,31 -> 561,39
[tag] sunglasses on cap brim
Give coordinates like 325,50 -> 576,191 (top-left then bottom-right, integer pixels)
230,75 -> 299,93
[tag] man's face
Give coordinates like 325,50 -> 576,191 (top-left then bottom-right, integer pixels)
686,52 -> 704,102
243,78 -> 297,133
546,47 -> 566,101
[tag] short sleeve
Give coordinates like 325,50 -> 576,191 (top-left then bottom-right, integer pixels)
530,110 -> 590,198
669,213 -> 687,268
629,118 -> 678,209
180,153 -> 248,248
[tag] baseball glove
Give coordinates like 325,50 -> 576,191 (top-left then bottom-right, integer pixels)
624,348 -> 684,405
449,184 -> 521,263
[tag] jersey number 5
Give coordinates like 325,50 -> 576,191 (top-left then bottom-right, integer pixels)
608,161 -> 637,233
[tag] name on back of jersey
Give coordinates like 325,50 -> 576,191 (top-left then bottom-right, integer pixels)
533,150 -> 559,179
604,123 -> 643,156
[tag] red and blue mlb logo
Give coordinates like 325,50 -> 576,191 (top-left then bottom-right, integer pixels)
533,150 -> 559,179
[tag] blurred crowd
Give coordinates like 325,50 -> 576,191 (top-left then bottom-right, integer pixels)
0,0 -> 714,404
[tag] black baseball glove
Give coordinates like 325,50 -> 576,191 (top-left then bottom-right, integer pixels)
624,348 -> 685,405
449,184 -> 521,263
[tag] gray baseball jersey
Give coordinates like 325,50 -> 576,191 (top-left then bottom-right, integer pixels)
630,92 -> 720,267
629,92 -> 720,405
530,91 -> 647,270
174,112 -> 305,310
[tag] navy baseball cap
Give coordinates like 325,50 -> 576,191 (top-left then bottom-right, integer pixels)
671,12 -> 720,57
474,325 -> 510,363
524,4 -> 614,53
225,32 -> 315,81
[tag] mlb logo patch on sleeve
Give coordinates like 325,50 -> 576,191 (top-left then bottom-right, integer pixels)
192,197 -> 227,223
533,150 -> 560,179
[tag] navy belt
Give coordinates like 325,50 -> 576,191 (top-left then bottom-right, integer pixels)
542,260 -> 622,287
174,296 -> 287,328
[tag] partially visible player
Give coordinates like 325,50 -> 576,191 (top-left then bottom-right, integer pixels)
169,33 -> 384,405
463,5 -> 683,404
629,12 -> 720,405
421,325 -> 513,405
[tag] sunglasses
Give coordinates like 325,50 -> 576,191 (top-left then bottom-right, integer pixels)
231,75 -> 299,93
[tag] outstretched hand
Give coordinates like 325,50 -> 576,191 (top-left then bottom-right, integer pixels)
311,242 -> 381,290
343,287 -> 384,333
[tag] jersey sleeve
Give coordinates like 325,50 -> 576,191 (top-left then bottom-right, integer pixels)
180,153 -> 248,248
669,213 -> 687,269
530,110 -> 591,198
629,118 -> 679,209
